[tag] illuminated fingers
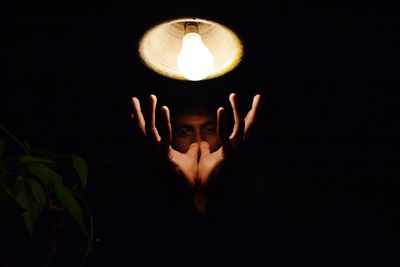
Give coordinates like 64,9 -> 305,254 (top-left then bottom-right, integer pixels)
187,142 -> 200,160
244,94 -> 262,139
131,97 -> 146,137
146,94 -> 161,142
160,106 -> 172,152
199,141 -> 210,160
217,107 -> 230,146
229,93 -> 244,142
218,107 -> 236,157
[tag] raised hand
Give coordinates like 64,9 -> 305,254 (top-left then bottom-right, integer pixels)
131,92 -> 261,215
197,93 -> 261,187
131,95 -> 199,186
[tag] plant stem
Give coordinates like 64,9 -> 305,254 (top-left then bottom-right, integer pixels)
0,123 -> 30,155
72,192 -> 94,267
44,211 -> 65,267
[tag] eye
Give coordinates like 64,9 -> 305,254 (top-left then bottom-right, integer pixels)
175,127 -> 192,137
203,124 -> 217,135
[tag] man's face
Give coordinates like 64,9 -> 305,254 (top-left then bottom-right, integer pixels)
172,108 -> 221,153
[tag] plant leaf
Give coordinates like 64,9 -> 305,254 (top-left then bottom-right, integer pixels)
25,176 -> 46,214
70,155 -> 88,189
28,163 -> 62,184
52,182 -> 89,240
19,155 -> 54,164
12,176 -> 44,234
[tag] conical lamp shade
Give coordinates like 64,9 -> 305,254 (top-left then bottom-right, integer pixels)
138,17 -> 243,81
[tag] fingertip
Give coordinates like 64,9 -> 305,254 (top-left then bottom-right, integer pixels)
161,105 -> 170,114
161,106 -> 170,119
189,142 -> 200,150
132,97 -> 141,112
217,107 -> 225,121
149,94 -> 157,102
199,141 -> 209,148
199,141 -> 210,157
253,94 -> 262,107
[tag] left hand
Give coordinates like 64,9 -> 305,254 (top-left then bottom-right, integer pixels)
197,93 -> 262,187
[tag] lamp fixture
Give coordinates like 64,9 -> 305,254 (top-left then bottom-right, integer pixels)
138,17 -> 243,81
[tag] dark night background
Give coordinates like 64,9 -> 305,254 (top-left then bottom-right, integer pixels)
1,2 -> 399,267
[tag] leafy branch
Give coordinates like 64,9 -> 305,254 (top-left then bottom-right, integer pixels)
0,123 -> 92,260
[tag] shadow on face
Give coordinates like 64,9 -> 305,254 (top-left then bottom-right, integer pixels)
171,107 -> 221,153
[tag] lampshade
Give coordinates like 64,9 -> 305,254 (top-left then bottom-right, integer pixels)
138,17 -> 243,81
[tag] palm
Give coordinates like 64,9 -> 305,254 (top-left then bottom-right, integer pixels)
131,93 -> 262,190
168,146 -> 198,186
131,95 -> 201,187
197,146 -> 223,186
198,93 -> 261,187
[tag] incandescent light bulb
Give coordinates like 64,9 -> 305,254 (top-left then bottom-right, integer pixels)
177,32 -> 214,81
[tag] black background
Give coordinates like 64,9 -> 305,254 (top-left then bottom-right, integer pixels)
1,2 -> 399,266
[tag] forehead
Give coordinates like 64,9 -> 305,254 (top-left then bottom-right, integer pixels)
173,108 -> 216,125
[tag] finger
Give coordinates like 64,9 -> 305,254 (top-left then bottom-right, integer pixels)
244,94 -> 262,122
160,106 -> 172,152
218,107 -> 236,157
186,142 -> 200,160
146,94 -> 161,142
199,141 -> 210,160
131,97 -> 146,136
244,94 -> 262,138
229,93 -> 244,142
217,107 -> 230,146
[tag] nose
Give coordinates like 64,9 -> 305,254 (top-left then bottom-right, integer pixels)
192,128 -> 204,143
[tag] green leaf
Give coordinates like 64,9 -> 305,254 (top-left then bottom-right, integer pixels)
70,155 -> 88,189
11,176 -> 44,234
52,182 -> 89,240
28,163 -> 62,184
19,155 -> 54,164
0,137 -> 4,157
25,176 -> 46,214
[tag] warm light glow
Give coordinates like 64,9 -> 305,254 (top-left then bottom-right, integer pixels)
138,17 -> 243,81
177,32 -> 214,81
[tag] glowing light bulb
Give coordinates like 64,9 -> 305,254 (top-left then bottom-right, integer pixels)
177,32 -> 214,81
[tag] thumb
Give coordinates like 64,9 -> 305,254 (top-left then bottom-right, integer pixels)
186,142 -> 200,160
199,141 -> 210,160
